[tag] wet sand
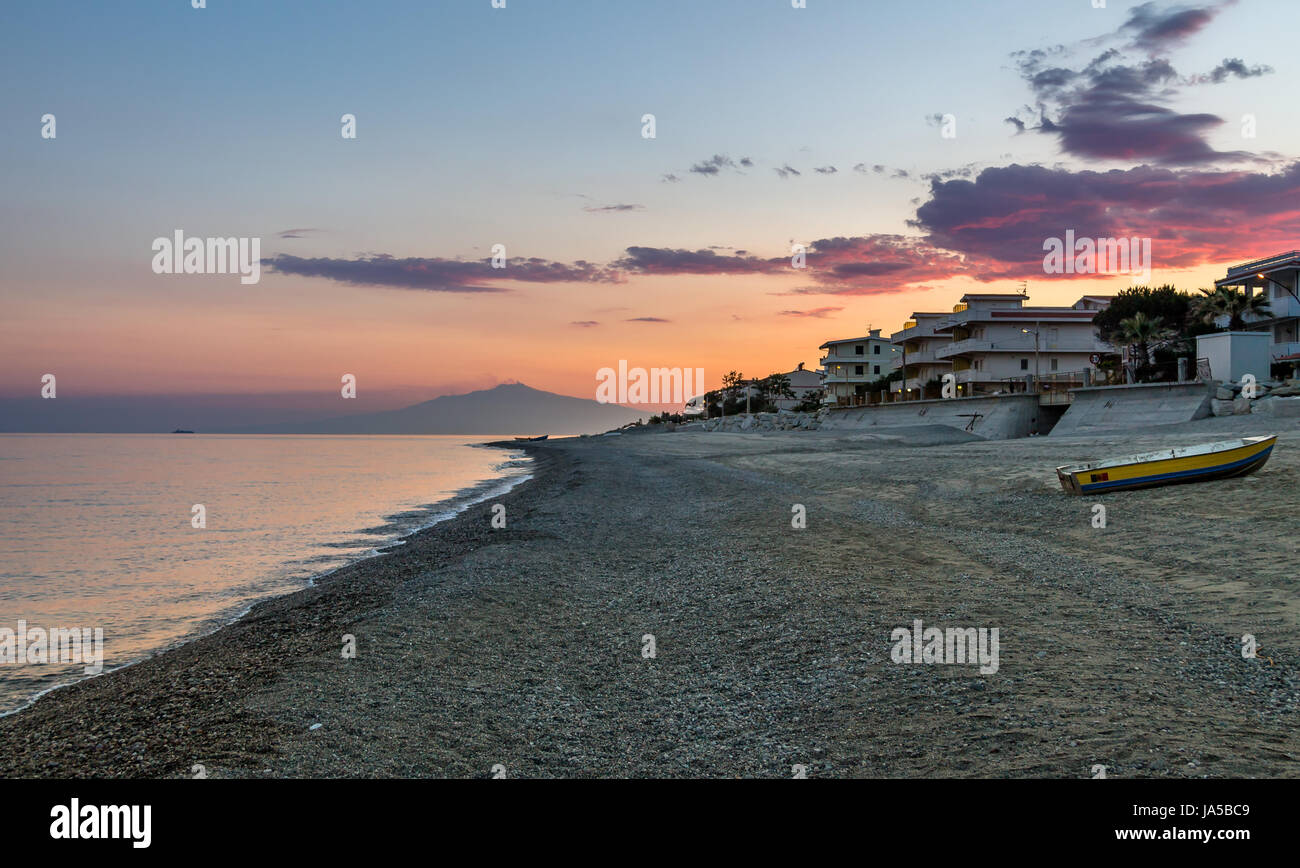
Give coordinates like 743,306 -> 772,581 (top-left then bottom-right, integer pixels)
1,419 -> 1296,778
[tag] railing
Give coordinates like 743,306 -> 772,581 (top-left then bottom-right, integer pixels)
1225,251 -> 1300,277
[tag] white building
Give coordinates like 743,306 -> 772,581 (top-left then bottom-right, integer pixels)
891,294 -> 1112,398
1212,250 -> 1300,371
819,330 -> 896,406
889,312 -> 953,398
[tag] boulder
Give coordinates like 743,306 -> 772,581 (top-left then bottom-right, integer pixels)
1210,398 -> 1235,417
1254,396 -> 1300,417
1232,396 -> 1252,415
1215,386 -> 1234,400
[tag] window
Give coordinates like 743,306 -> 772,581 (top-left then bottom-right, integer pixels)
873,344 -> 881,354
873,365 -> 880,374
1020,358 -> 1029,371
1050,358 -> 1058,371
855,365 -> 864,376
855,345 -> 864,355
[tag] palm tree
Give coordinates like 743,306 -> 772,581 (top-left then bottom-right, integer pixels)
1193,287 -> 1272,331
1118,312 -> 1173,381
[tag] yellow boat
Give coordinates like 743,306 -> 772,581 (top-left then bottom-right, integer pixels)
1056,435 -> 1277,495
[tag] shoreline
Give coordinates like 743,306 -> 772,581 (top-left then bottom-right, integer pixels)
0,443 -> 545,742
0,441 -> 534,720
0,428 -> 1294,778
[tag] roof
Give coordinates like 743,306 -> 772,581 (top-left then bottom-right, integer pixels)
818,335 -> 892,348
1217,250 -> 1300,286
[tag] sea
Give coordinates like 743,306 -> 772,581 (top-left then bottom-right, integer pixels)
0,434 -> 532,714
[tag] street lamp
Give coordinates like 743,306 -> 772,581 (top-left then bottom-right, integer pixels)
1021,324 -> 1040,391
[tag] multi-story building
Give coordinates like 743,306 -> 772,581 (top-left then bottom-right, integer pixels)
889,294 -> 1112,398
933,294 -> 1111,395
889,312 -> 953,398
819,330 -> 896,405
1212,250 -> 1300,368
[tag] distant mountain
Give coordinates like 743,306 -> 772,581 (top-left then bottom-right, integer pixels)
219,383 -> 646,435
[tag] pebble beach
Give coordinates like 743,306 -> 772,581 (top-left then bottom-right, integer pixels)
0,419 -> 1296,778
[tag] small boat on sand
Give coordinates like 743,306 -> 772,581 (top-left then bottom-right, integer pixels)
513,434 -> 549,442
1056,435 -> 1276,495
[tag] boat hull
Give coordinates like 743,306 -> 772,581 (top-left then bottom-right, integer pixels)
1057,436 -> 1276,495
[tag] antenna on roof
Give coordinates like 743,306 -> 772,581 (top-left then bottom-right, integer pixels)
1018,281 -> 1028,296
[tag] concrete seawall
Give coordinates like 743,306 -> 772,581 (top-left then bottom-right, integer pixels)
821,394 -> 1042,440
1049,382 -> 1213,437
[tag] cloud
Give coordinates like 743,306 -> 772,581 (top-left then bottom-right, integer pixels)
276,228 -> 319,239
616,235 -> 973,295
1122,1 -> 1218,51
690,154 -> 737,176
661,174 -> 681,183
1193,57 -> 1273,84
583,203 -> 645,213
911,160 -> 1300,278
813,165 -> 838,175
779,307 -> 843,318
1008,2 -> 1263,165
626,316 -> 671,323
571,321 -> 600,327
774,164 -> 801,179
264,253 -> 621,292
614,246 -> 786,276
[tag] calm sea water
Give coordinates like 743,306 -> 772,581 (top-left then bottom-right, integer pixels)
0,434 -> 531,713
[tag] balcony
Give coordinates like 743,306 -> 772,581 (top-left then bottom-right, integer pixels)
1272,341 -> 1300,360
935,338 -> 1103,359
894,346 -> 948,365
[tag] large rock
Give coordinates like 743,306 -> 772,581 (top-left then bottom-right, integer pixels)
1215,386 -> 1234,400
1210,398 -> 1236,417
1254,396 -> 1300,417
1233,396 -> 1253,415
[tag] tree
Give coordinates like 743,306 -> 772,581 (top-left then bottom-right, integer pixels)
1192,287 -> 1272,331
1092,285 -> 1194,345
1117,312 -> 1175,381
758,373 -> 795,409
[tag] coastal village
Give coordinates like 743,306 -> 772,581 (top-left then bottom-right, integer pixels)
688,251 -> 1300,440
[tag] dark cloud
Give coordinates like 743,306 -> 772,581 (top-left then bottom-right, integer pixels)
571,321 -> 600,327
583,203 -> 645,213
1008,2 -> 1262,165
263,254 -> 620,292
661,173 -> 681,183
1122,1 -> 1217,51
774,164 -> 801,179
626,316 -> 671,323
739,157 -> 754,167
689,154 -> 737,176
617,235 -> 972,295
276,227 -> 318,239
614,247 -> 784,276
911,160 -> 1300,277
814,165 -> 838,175
1194,57 -> 1273,84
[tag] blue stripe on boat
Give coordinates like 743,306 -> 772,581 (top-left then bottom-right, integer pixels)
1078,446 -> 1273,493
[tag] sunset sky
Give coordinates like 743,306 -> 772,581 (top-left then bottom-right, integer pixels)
3,0 -> 1299,427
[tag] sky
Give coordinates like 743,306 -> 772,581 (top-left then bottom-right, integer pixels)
2,0 -> 1299,425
